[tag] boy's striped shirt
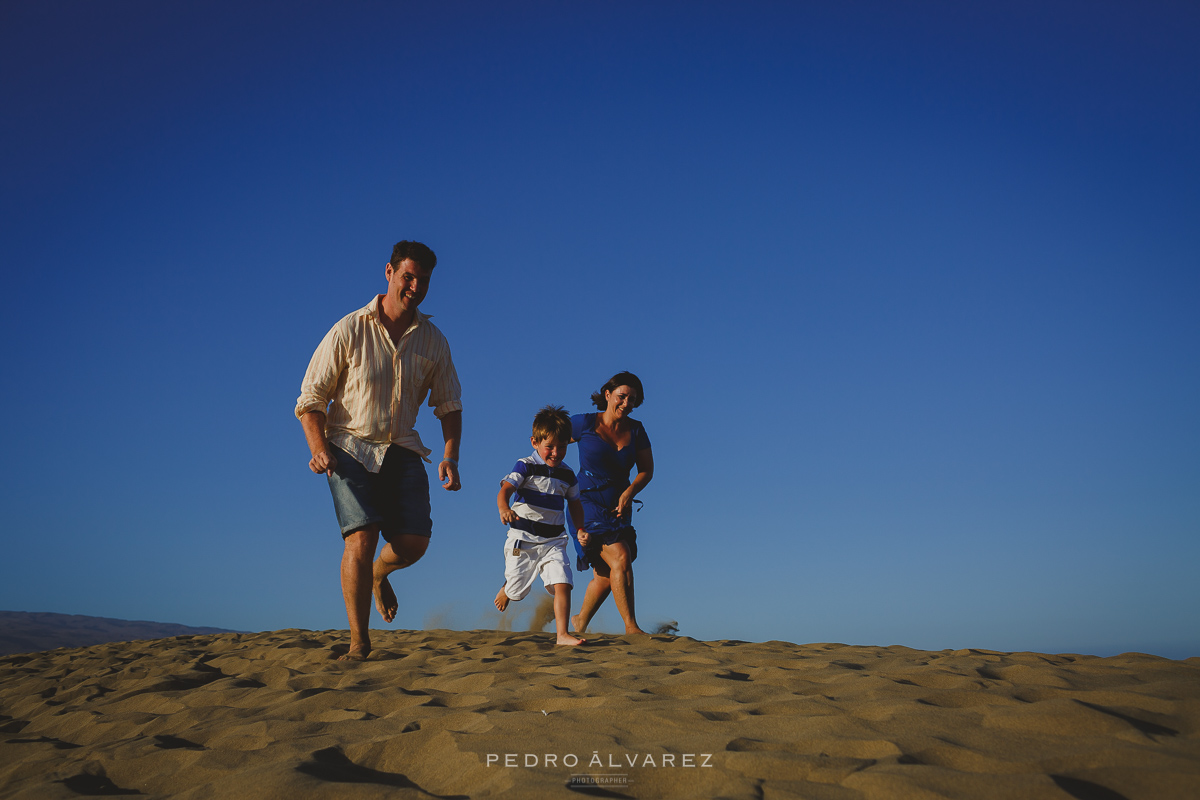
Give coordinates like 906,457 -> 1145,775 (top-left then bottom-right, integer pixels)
502,453 -> 579,541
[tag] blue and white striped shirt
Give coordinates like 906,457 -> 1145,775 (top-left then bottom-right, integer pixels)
501,452 -> 580,542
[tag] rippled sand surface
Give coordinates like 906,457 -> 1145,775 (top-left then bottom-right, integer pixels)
2,629 -> 1197,798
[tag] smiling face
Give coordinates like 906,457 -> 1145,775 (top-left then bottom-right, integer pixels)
384,258 -> 432,317
605,385 -> 637,419
532,435 -> 570,467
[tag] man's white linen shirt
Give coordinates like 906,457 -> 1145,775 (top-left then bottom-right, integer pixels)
295,295 -> 462,472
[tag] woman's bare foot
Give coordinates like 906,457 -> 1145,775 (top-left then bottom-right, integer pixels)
625,627 -> 648,636
571,614 -> 586,634
372,562 -> 398,623
557,633 -> 587,646
494,586 -> 511,612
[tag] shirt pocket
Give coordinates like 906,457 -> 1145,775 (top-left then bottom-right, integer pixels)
404,354 -> 434,396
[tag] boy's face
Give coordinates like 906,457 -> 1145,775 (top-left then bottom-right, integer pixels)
532,436 -> 569,467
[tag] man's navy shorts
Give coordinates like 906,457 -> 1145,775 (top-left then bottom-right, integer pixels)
326,443 -> 432,542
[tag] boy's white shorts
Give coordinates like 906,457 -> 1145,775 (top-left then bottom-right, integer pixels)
502,531 -> 573,601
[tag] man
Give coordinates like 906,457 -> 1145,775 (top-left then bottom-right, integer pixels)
296,240 -> 462,661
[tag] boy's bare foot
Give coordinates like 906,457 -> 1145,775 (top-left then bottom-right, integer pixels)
571,614 -> 586,634
373,561 -> 398,623
494,586 -> 511,612
557,633 -> 587,646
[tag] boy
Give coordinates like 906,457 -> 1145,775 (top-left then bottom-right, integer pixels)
495,405 -> 588,646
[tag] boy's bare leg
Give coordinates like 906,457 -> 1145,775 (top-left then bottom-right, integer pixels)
494,584 -> 512,612
553,584 -> 586,646
601,542 -> 646,635
341,527 -> 380,661
372,533 -> 430,623
572,574 -> 611,634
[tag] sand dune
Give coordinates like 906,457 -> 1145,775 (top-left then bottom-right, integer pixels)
1,629 -> 1197,798
0,611 -> 240,657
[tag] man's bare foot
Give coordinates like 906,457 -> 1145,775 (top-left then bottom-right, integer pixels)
494,586 -> 511,612
373,561 -> 398,623
337,645 -> 370,662
557,633 -> 587,646
571,614 -> 586,634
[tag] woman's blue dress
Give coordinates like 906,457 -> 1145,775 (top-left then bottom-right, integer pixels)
570,413 -> 652,571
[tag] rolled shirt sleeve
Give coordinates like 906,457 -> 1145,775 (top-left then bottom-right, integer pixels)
295,322 -> 346,419
428,342 -> 463,419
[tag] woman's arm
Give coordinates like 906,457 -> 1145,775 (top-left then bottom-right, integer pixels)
615,447 -> 654,518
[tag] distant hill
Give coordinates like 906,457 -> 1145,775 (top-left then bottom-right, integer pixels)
0,611 -> 245,656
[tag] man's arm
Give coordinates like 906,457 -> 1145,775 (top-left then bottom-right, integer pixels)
301,411 -> 338,476
296,321 -> 347,476
438,410 -> 462,491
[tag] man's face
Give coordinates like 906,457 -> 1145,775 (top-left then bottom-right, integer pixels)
385,258 -> 433,314
532,436 -> 569,467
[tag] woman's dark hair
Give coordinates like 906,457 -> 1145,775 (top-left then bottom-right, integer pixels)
591,371 -> 644,410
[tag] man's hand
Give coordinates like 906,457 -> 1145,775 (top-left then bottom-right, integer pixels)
438,411 -> 462,492
301,411 -> 336,476
499,507 -> 518,525
310,448 -> 337,476
439,460 -> 461,491
576,529 -> 590,548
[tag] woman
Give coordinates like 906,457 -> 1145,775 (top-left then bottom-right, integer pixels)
569,371 -> 654,635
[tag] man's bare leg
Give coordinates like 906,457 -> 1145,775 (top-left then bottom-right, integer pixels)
572,574 -> 611,634
552,584 -> 586,646
372,533 -> 430,623
601,542 -> 645,635
341,527 -> 380,661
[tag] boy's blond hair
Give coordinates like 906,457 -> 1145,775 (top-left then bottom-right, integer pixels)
532,405 -> 571,443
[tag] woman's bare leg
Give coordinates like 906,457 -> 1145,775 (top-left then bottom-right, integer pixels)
600,541 -> 645,635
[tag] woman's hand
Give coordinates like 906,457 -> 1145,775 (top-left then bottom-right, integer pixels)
576,528 -> 590,547
614,489 -> 635,519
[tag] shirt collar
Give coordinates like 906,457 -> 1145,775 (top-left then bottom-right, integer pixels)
529,450 -> 547,465
355,295 -> 432,328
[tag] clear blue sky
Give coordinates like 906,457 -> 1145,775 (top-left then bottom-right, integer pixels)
2,1 -> 1197,659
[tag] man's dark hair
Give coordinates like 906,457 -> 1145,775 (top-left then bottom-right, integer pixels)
590,371 -> 644,410
389,240 -> 437,271
532,405 -> 572,443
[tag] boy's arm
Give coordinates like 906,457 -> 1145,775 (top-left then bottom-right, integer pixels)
497,482 -> 519,525
569,497 -> 589,547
